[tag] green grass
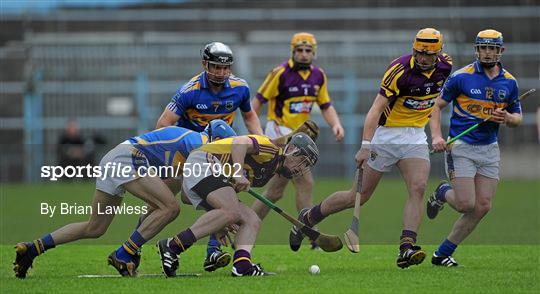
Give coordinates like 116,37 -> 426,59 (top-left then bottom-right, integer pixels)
1,245 -> 538,293
1,178 -> 539,292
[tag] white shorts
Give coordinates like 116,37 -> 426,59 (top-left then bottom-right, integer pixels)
265,120 -> 293,140
367,126 -> 430,173
445,140 -> 500,180
182,151 -> 231,210
95,141 -> 141,197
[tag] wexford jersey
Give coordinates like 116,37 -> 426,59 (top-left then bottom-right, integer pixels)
255,59 -> 332,130
167,72 -> 251,132
197,135 -> 283,187
128,126 -> 208,171
441,61 -> 520,145
379,53 -> 452,127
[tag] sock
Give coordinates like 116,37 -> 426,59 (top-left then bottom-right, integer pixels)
233,249 -> 252,273
399,230 -> 417,253
435,239 -> 458,257
116,230 -> 146,262
436,183 -> 453,202
169,228 -> 196,255
206,234 -> 221,257
306,204 -> 326,227
27,234 -> 56,258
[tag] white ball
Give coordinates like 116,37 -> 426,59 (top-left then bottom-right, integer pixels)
309,265 -> 320,275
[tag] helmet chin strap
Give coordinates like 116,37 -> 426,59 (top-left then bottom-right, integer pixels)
480,61 -> 497,68
292,62 -> 311,71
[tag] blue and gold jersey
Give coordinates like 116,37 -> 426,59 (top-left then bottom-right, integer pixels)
197,135 -> 283,187
441,61 -> 520,145
166,72 -> 251,132
128,126 -> 208,171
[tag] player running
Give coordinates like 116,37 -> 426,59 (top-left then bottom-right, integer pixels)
155,41 -> 263,272
427,29 -> 522,266
156,133 -> 319,277
250,32 -> 344,249
13,121 -> 236,278
287,28 -> 452,268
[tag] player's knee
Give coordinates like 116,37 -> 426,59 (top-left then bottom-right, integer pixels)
455,199 -> 475,213
163,204 -> 180,222
410,181 -> 427,196
346,191 -> 356,208
224,208 -> 242,225
475,201 -> 492,216
85,223 -> 108,238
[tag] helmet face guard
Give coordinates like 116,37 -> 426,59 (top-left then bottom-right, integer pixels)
204,61 -> 232,84
412,28 -> 443,71
290,32 -> 317,70
201,42 -> 234,84
474,29 -> 504,68
278,132 -> 319,179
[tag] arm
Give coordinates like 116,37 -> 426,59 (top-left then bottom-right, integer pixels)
321,105 -> 344,141
156,108 -> 180,129
490,109 -> 522,128
354,93 -> 389,167
362,93 -> 389,141
241,110 -> 264,135
251,97 -> 265,116
429,97 -> 450,152
230,136 -> 258,191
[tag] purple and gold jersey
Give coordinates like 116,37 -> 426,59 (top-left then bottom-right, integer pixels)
255,59 -> 332,130
167,72 -> 251,132
441,61 -> 520,145
197,135 -> 283,187
379,53 -> 452,127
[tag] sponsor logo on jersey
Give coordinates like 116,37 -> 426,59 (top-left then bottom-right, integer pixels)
196,104 -> 209,110
498,89 -> 506,100
225,100 -> 234,110
466,104 -> 494,116
403,97 -> 435,110
289,100 -> 314,114
288,86 -> 299,92
470,88 -> 482,95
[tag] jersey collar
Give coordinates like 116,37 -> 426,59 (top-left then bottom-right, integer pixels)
473,61 -> 505,78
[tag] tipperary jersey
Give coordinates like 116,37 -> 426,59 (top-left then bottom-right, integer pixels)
128,126 -> 208,172
379,53 -> 452,127
255,59 -> 332,130
197,135 -> 283,187
167,71 -> 251,132
441,61 -> 520,145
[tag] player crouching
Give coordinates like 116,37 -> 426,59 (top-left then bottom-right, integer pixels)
156,133 -> 318,277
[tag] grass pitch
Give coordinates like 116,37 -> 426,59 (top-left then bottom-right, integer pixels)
1,178 -> 539,293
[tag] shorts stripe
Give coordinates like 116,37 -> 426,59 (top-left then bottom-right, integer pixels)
446,151 -> 455,180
